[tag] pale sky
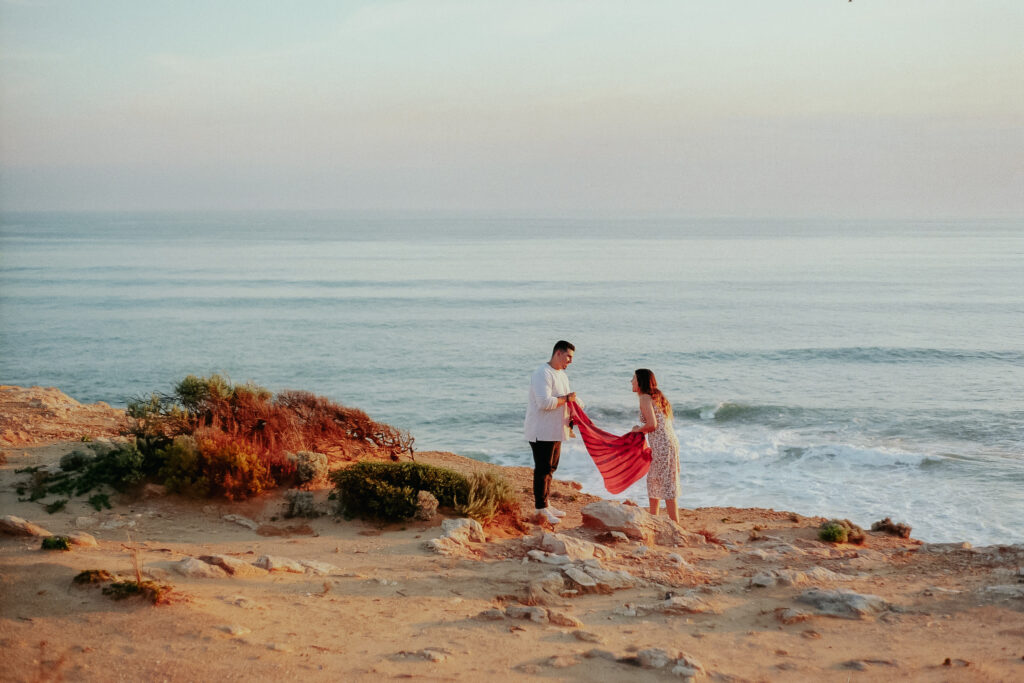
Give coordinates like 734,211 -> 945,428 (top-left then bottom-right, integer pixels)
1,1 -> 1021,217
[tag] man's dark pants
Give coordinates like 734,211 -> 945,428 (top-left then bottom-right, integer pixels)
529,440 -> 561,510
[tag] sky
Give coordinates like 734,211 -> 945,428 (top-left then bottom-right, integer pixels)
1,1 -> 1021,217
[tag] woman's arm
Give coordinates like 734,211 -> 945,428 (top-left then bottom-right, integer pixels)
632,395 -> 657,433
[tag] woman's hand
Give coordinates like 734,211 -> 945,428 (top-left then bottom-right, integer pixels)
630,425 -> 641,433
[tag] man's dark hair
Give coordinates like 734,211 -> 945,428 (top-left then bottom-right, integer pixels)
552,340 -> 575,355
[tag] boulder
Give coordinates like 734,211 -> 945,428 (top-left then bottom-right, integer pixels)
637,648 -> 673,669
223,514 -> 260,531
441,517 -> 485,544
415,491 -> 439,521
0,515 -> 52,537
636,592 -> 718,616
796,588 -> 889,619
526,549 -> 572,565
170,557 -> 230,579
540,532 -> 614,561
580,501 -> 707,547
505,605 -> 548,624
66,532 -> 98,548
253,555 -> 305,573
199,554 -> 269,578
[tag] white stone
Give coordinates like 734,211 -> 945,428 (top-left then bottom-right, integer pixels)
254,555 -> 305,573
66,532 -> 98,548
440,517 -> 485,544
223,514 -> 260,531
299,560 -> 343,576
796,588 -> 889,618
198,554 -> 268,578
505,605 -> 548,623
217,625 -> 251,637
563,566 -> 599,589
526,549 -> 572,565
171,557 -> 229,579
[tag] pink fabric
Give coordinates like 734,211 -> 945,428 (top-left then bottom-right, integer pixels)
569,402 -> 651,494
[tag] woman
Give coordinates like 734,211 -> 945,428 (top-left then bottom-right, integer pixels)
630,369 -> 681,523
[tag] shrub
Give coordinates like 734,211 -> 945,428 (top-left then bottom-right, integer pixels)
871,517 -> 912,538
60,449 -> 94,472
818,518 -> 866,544
41,535 -> 71,551
156,435 -> 209,497
292,450 -> 329,486
333,462 -> 470,522
195,430 -> 275,501
73,569 -> 114,585
456,472 -> 517,522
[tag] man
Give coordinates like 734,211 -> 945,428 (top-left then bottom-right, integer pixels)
524,340 -> 580,525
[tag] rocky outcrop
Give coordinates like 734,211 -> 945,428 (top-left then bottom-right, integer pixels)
580,501 -> 708,547
0,385 -> 128,446
0,515 -> 52,537
795,588 -> 890,619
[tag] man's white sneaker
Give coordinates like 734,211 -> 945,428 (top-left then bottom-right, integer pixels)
537,508 -> 560,525
547,505 -> 566,518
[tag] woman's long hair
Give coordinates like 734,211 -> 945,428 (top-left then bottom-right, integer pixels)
635,368 -> 673,419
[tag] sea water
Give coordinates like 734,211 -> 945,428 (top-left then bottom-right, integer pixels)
1,212 -> 1021,545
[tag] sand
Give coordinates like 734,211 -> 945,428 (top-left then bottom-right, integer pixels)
1,387 -> 1023,682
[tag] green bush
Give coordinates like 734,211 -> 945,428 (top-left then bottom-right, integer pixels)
156,435 -> 209,497
818,518 -> 866,544
332,462 -> 471,521
42,536 -> 71,551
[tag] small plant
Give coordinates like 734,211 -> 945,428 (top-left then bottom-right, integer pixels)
80,434 -> 93,442
818,518 -> 866,544
44,498 -> 69,514
102,580 -> 173,604
42,535 -> 72,551
73,569 -> 115,584
456,472 -> 518,523
291,450 -> 329,486
88,493 -> 112,511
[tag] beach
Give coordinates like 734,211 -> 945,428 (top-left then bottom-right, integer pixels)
1,386 -> 1022,682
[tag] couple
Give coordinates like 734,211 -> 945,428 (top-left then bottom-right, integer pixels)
524,340 -> 681,526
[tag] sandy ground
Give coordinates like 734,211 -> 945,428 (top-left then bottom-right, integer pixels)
1,388 -> 1023,682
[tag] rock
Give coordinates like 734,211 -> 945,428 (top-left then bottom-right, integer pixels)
66,532 -> 98,548
298,560 -> 342,576
223,514 -> 260,531
563,566 -> 601,592
597,530 -> 630,544
526,549 -> 572,565
981,585 -> 1024,599
921,542 -> 972,553
98,519 -> 135,530
796,588 -> 889,619
545,655 -> 577,668
638,648 -> 673,669
171,557 -> 230,579
505,605 -> 548,624
0,515 -> 52,537
540,532 -> 615,561
475,608 -> 506,621
613,604 -> 638,617
253,555 -> 305,573
580,566 -> 638,591
217,625 -> 251,637
636,593 -> 718,616
775,608 -> 812,625
442,517 -> 485,543
583,649 -> 618,660
581,501 -> 707,547
528,571 -> 566,600
666,552 -> 686,566
751,567 -> 853,587
547,610 -> 583,628
74,516 -> 99,529
198,555 -> 269,578
221,595 -> 262,609
415,490 -> 439,521
283,490 -> 319,518
573,630 -> 602,643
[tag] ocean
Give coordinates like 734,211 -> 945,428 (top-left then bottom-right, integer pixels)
1,212 -> 1021,545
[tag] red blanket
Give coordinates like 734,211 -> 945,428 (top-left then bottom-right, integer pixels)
569,402 -> 651,494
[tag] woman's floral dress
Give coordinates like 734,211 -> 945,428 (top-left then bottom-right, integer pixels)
642,404 -> 680,499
